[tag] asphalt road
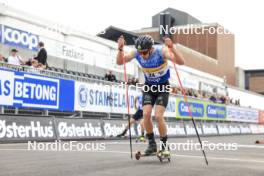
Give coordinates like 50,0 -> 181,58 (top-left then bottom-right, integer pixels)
1,135 -> 264,176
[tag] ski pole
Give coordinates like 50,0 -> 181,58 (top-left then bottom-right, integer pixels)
168,45 -> 209,165
121,35 -> 133,159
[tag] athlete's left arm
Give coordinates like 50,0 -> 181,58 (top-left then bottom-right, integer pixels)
162,38 -> 185,65
134,96 -> 138,110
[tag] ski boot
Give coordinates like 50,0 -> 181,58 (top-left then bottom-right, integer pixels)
157,147 -> 171,162
144,142 -> 157,156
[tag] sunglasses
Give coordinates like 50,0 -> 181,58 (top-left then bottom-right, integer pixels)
138,49 -> 150,55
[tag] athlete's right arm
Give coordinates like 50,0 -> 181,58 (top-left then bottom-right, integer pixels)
116,36 -> 136,65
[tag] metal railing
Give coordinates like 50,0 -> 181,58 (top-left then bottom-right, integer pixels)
0,61 -> 122,86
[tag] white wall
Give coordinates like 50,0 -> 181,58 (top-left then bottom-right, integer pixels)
228,86 -> 264,109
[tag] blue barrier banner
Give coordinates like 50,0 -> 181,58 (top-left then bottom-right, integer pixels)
0,24 -> 39,51
0,68 -> 74,111
178,100 -> 204,117
206,105 -> 226,119
176,97 -> 226,120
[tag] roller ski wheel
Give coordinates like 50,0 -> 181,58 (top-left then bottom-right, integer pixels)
157,150 -> 171,163
135,150 -> 157,160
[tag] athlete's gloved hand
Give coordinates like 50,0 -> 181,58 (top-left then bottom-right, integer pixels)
117,35 -> 125,50
164,37 -> 174,49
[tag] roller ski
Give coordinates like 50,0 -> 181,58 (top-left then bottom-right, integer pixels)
156,149 -> 171,162
135,149 -> 171,162
135,142 -> 157,159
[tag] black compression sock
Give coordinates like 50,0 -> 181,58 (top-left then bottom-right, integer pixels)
160,135 -> 168,150
146,133 -> 155,144
141,131 -> 145,137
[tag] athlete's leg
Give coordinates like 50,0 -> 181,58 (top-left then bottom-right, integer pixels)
143,105 -> 153,134
117,118 -> 136,137
142,91 -> 157,154
139,118 -> 145,136
155,92 -> 170,151
143,104 -> 157,154
155,105 -> 167,137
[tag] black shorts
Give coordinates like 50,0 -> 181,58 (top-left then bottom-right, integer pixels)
142,81 -> 170,108
132,109 -> 143,121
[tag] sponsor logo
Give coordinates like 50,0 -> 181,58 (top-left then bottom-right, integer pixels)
0,25 -> 39,51
202,124 -> 218,134
185,124 -> 202,135
0,120 -> 54,138
206,105 -> 226,119
62,45 -> 84,61
103,122 -> 137,137
178,101 -> 204,117
217,124 -> 230,134
78,85 -> 88,107
226,106 -> 258,122
57,122 -> 103,138
166,123 -> 185,135
0,69 -> 60,109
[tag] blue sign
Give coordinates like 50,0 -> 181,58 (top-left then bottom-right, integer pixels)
0,25 -> 39,51
0,68 -> 74,111
178,101 -> 204,117
206,105 -> 226,119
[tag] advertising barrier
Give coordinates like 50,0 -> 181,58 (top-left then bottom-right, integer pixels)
184,122 -> 203,135
0,68 -> 74,111
226,106 -> 259,123
250,124 -> 264,134
102,119 -> 138,137
0,115 -> 56,142
75,81 -> 177,117
258,125 -> 264,133
249,124 -> 261,134
166,122 -> 186,136
176,97 -> 226,120
239,124 -> 251,134
74,82 -> 138,114
202,123 -> 218,135
229,124 -> 241,134
55,118 -> 104,140
0,24 -> 39,51
216,123 -> 230,135
1,113 -> 264,143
